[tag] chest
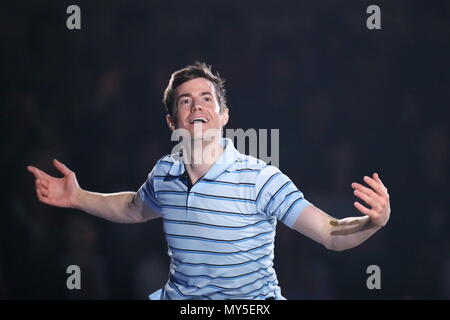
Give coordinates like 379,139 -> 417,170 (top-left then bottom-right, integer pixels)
154,174 -> 263,225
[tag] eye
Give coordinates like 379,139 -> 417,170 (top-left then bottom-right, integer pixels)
203,96 -> 212,102
181,98 -> 191,105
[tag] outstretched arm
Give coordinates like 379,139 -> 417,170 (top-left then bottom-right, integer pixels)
292,173 -> 390,251
27,159 -> 159,223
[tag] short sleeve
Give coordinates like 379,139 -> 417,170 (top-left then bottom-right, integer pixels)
138,167 -> 162,215
255,166 -> 311,228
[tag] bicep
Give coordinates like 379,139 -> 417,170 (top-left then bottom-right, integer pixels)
291,204 -> 337,249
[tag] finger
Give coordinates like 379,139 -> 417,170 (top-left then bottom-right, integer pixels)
363,175 -> 386,197
38,178 -> 49,189
28,165 -> 52,181
371,173 -> 389,197
39,178 -> 49,188
353,189 -> 378,209
354,201 -> 374,218
374,173 -> 388,192
53,159 -> 72,176
40,188 -> 49,198
36,187 -> 49,201
27,166 -> 41,179
351,182 -> 380,199
35,180 -> 48,195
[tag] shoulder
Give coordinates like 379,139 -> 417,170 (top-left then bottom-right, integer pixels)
231,153 -> 268,171
147,154 -> 178,177
230,153 -> 284,185
255,164 -> 281,182
157,154 -> 177,168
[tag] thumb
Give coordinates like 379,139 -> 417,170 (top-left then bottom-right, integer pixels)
53,159 -> 72,176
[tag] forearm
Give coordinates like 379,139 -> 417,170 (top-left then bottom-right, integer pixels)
73,189 -> 143,223
328,215 -> 382,251
292,174 -> 390,251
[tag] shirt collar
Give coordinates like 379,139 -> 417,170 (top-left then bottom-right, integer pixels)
168,138 -> 239,179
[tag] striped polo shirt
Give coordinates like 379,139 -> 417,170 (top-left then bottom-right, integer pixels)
138,138 -> 311,300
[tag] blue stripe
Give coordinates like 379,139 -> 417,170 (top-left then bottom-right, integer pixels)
219,281 -> 276,297
253,288 -> 274,299
154,175 -> 185,180
167,281 -> 212,300
172,253 -> 271,268
281,197 -> 304,222
159,204 -> 255,217
163,218 -> 270,230
222,274 -> 277,292
199,180 -> 255,187
160,204 -> 186,211
187,206 -> 255,217
193,192 -> 255,204
263,181 -> 292,212
179,280 -> 278,297
256,172 -> 282,202
224,169 -> 261,173
271,191 -> 302,214
166,230 -> 273,244
169,242 -> 272,256
167,279 -> 276,299
174,266 -> 272,281
156,190 -> 187,195
172,272 -> 276,292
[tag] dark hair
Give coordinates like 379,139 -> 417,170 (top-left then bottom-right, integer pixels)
163,62 -> 227,118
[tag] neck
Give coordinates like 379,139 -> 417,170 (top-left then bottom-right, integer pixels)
182,137 -> 224,185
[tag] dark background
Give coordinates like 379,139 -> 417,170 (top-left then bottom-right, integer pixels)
1,0 -> 449,299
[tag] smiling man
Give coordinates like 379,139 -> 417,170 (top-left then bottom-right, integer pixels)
27,62 -> 391,300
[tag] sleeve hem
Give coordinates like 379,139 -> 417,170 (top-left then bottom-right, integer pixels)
282,199 -> 312,229
138,187 -> 161,213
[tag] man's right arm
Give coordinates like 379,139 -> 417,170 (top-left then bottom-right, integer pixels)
27,159 -> 160,224
73,189 -> 160,223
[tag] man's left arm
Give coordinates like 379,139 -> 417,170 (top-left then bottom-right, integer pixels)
292,173 -> 391,251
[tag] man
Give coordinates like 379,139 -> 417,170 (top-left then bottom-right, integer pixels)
27,62 -> 390,300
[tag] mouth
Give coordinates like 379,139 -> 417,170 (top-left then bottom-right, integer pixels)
190,117 -> 209,124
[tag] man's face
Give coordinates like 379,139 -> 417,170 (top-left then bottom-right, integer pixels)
166,77 -> 229,140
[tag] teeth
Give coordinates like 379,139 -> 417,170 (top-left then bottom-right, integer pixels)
191,118 -> 208,123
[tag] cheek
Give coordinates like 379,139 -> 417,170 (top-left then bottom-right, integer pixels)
211,113 -> 222,124
210,106 -> 221,119
176,109 -> 189,125
178,117 -> 188,128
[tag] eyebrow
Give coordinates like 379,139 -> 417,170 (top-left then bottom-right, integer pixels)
176,91 -> 213,104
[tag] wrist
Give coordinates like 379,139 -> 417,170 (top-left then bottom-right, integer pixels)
71,188 -> 85,210
369,216 -> 386,228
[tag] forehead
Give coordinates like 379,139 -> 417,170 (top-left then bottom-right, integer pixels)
175,77 -> 215,97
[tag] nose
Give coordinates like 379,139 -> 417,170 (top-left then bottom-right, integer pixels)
191,102 -> 203,112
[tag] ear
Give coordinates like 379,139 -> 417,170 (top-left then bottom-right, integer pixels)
166,114 -> 177,132
220,108 -> 229,128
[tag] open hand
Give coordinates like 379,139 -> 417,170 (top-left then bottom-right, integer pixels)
351,173 -> 390,227
27,159 -> 81,208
